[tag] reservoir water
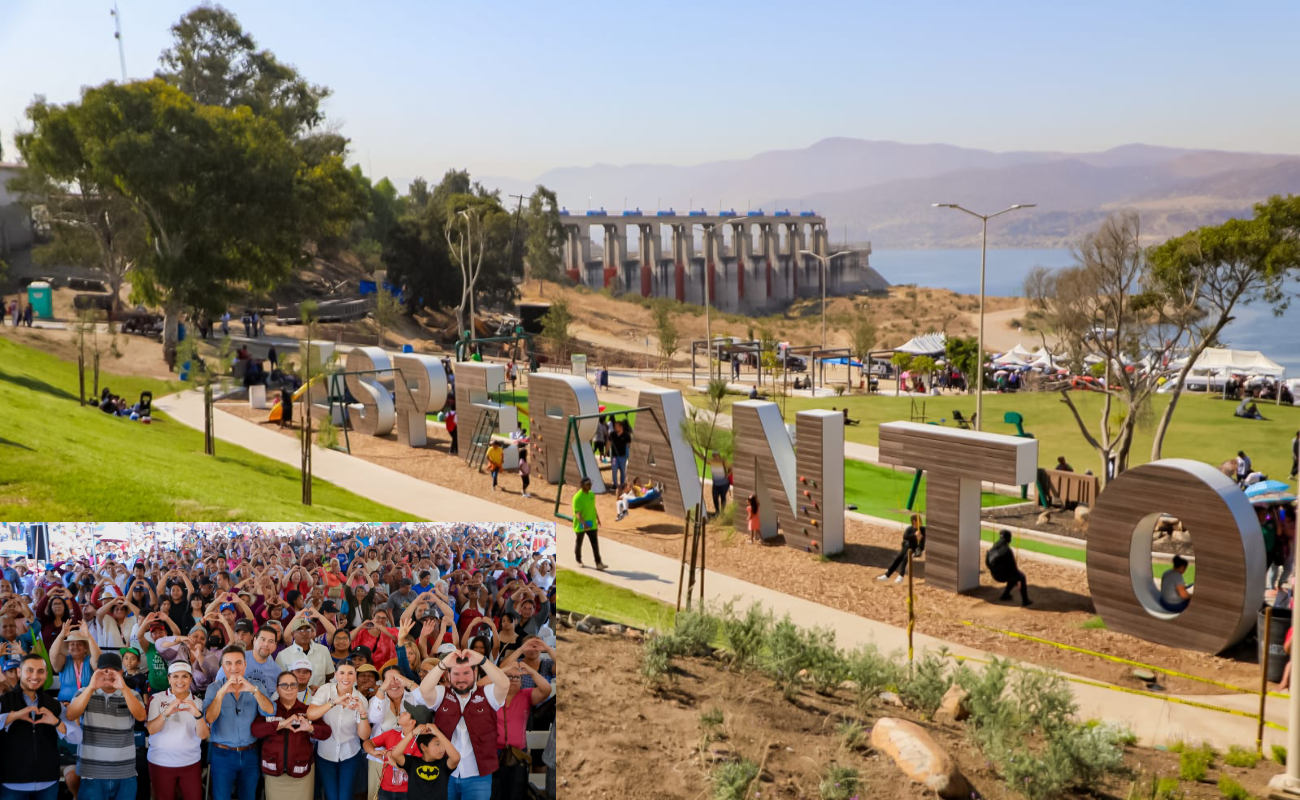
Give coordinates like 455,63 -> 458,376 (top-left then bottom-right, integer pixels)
869,248 -> 1300,375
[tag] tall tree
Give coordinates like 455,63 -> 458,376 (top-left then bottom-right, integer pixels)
1145,195 -> 1300,459
524,185 -> 564,282
652,299 -> 680,376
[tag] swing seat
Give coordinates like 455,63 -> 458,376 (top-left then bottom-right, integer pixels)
626,487 -> 662,509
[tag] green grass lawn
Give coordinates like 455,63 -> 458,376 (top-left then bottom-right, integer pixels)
0,336 -> 418,521
557,567 -> 679,631
846,459 -> 1020,522
687,387 -> 1300,481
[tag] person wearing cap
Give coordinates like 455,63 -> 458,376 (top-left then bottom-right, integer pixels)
350,644 -> 374,670
286,660 -> 316,703
1,653 -> 83,800
276,617 -> 334,689
250,670 -> 332,800
417,648 -> 510,800
231,618 -> 256,652
50,620 -> 102,703
145,661 -> 208,800
203,644 -> 277,800
66,650 -> 148,800
304,663 -> 371,800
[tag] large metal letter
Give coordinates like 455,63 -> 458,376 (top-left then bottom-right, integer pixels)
343,347 -> 395,436
452,362 -> 516,463
627,388 -> 703,518
878,422 -> 1037,592
393,354 -> 447,447
527,372 -> 605,492
732,402 -> 845,555
1085,459 -> 1264,654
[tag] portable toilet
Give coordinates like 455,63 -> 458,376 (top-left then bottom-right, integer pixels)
26,282 -> 53,319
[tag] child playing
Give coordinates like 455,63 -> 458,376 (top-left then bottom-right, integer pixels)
746,494 -> 761,544
485,441 -> 504,491
385,705 -> 460,800
519,449 -> 532,499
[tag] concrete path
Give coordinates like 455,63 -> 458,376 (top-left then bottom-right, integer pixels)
153,388 -> 547,523
559,525 -> 1290,751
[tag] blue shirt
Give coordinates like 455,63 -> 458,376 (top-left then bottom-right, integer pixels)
201,676 -> 264,746
58,658 -> 93,703
213,652 -> 280,699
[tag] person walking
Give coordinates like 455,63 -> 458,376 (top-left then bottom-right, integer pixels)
203,645 -> 277,800
608,419 -> 632,492
66,651 -> 148,800
484,441 -> 504,492
985,530 -> 1032,606
251,671 -> 331,800
572,478 -> 607,571
417,649 -> 510,800
24,304 -> 34,327
220,312 -> 230,337
877,514 -> 926,584
445,409 -> 458,456
745,495 -> 761,545
708,451 -> 730,518
1,653 -> 83,800
145,662 -> 208,800
305,663 -> 371,800
518,449 -> 532,499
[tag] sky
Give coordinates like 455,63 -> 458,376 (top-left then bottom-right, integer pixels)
2,0 -> 1298,191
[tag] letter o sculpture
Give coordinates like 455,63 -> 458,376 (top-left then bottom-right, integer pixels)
1085,458 -> 1265,654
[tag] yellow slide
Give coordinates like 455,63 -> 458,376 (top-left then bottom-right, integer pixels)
267,401 -> 284,423
291,373 -> 325,401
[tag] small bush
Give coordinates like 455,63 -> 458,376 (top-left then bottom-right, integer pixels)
899,649 -> 954,716
640,634 -> 675,681
1179,743 -> 1215,782
711,758 -> 759,800
1167,739 -> 1186,753
1217,775 -> 1252,800
699,708 -> 724,731
845,644 -> 905,707
1223,745 -> 1260,769
1155,777 -> 1183,800
1081,616 -> 1108,629
997,722 -> 1129,800
673,610 -> 719,657
835,720 -> 866,751
718,601 -> 772,672
818,763 -> 859,800
1273,744 -> 1287,765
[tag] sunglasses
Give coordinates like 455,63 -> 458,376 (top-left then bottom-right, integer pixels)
277,683 -> 297,689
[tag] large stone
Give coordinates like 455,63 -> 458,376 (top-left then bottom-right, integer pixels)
1036,510 -> 1053,525
935,684 -> 971,722
1074,505 -> 1091,525
879,691 -> 905,707
870,717 -> 972,799
1172,529 -> 1192,544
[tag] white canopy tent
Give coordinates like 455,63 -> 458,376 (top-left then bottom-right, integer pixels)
1169,347 -> 1286,378
895,332 -> 947,357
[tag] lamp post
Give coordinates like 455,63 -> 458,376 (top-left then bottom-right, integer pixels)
693,222 -> 717,383
798,248 -> 852,349
931,203 -> 1035,431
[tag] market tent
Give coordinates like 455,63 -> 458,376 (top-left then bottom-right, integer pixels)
895,332 -> 946,356
1170,347 -> 1286,378
992,352 -> 1029,366
820,356 -> 865,367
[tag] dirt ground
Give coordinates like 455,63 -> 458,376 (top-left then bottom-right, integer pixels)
560,624 -> 1282,800
218,399 -> 1272,697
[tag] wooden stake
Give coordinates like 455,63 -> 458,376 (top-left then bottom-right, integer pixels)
1258,605 -> 1273,755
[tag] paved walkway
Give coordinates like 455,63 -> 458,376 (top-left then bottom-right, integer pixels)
559,526 -> 1290,751
156,384 -> 1290,752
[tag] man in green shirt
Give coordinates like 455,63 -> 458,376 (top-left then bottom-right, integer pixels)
572,477 -> 608,570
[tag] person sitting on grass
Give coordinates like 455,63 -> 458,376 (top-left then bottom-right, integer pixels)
1159,555 -> 1193,613
614,478 -> 647,522
841,407 -> 860,426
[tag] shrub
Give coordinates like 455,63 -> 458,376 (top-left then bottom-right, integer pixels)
1217,775 -> 1252,800
997,722 -> 1129,800
1154,777 -> 1183,800
640,633 -> 675,681
673,610 -> 718,657
1223,745 -> 1260,769
1167,740 -> 1186,753
699,708 -> 724,731
1179,743 -> 1215,782
1081,616 -> 1108,629
711,758 -> 759,800
818,763 -> 859,800
835,719 -> 866,751
899,649 -> 954,716
756,618 -> 848,697
1273,744 -> 1287,765
718,601 -> 772,672
845,644 -> 905,707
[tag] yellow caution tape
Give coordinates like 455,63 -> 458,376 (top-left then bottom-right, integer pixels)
952,653 -> 1288,732
960,619 -> 1289,700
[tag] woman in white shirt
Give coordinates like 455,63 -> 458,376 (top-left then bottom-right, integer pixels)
530,559 -> 555,593
145,661 -> 210,800
305,663 -> 372,800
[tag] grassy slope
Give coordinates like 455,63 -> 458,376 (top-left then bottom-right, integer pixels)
689,389 -> 1300,480
0,336 -> 417,522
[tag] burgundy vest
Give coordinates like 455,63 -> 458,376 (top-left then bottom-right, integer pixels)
433,685 -> 499,775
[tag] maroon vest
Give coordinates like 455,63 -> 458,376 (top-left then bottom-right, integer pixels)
433,685 -> 499,775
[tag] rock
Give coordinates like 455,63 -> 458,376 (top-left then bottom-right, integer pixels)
554,614 -> 572,629
712,647 -> 731,662
623,627 -> 644,641
870,717 -> 972,799
935,684 -> 971,722
879,691 -> 905,707
1074,505 -> 1091,525
1132,668 -> 1157,683
1036,510 -> 1053,525
839,680 -> 859,692
576,617 -> 602,634
606,624 -> 626,636
1172,529 -> 1192,544
796,668 -> 809,680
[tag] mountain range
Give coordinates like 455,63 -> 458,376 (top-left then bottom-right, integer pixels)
483,138 -> 1300,248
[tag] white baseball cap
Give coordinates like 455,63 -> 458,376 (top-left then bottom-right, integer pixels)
290,659 -> 312,671
436,643 -> 457,655
168,662 -> 192,675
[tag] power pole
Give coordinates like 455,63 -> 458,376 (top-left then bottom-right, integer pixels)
507,193 -> 527,284
110,2 -> 127,81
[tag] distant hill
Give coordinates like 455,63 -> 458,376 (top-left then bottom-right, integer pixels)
483,138 -> 1300,248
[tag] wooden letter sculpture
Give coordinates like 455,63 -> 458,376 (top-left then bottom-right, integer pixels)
527,372 -> 605,493
1085,459 -> 1265,654
452,362 -> 516,463
878,422 -> 1038,592
343,347 -> 395,436
627,389 -> 703,518
732,402 -> 845,555
392,354 -> 447,447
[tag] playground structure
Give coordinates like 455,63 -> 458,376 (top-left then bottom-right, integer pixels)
454,327 -> 538,367
690,336 -> 854,394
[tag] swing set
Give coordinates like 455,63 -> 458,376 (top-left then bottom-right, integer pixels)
550,407 -> 652,522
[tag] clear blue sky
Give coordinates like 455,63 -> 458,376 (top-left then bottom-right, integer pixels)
2,0 -> 1297,189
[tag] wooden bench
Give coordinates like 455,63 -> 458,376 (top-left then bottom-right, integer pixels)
1041,467 -> 1099,508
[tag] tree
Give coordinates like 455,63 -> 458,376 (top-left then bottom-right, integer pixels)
1145,195 -> 1300,460
540,298 -> 574,358
651,299 -> 680,377
944,336 -> 980,392
298,299 -> 320,506
523,185 -> 564,282
372,285 -> 402,346
910,355 -> 936,387
175,332 -> 233,456
677,378 -> 733,611
851,315 -> 876,388
18,79 -> 361,364
890,352 -> 913,396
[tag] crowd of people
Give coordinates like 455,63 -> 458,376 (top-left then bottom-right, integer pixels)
0,522 -> 558,800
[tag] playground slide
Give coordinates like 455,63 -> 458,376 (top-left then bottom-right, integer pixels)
267,401 -> 284,423
291,374 -> 325,402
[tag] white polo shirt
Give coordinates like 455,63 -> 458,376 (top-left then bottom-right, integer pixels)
275,641 -> 334,687
146,691 -> 203,767
310,683 -> 369,763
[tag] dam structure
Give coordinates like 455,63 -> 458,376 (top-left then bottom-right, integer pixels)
559,208 -> 888,314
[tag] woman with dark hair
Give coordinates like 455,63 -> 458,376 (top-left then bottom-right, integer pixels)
252,670 -> 332,800
34,586 -> 82,650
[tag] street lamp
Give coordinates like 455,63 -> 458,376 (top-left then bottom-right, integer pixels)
931,203 -> 1035,431
798,248 -> 852,349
